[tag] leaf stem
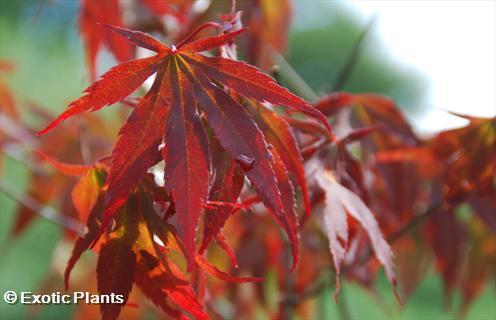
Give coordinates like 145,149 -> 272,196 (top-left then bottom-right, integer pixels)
175,22 -> 222,49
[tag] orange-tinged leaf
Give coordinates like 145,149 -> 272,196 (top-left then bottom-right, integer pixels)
35,151 -> 91,177
0,81 -> 18,120
135,252 -> 208,320
72,168 -> 104,222
97,196 -> 140,320
245,0 -> 293,70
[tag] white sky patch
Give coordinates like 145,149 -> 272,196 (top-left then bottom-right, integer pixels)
347,0 -> 496,134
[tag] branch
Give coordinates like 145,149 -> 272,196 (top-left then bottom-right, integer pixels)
0,180 -> 86,235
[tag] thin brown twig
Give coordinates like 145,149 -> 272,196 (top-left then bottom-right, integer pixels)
0,180 -> 86,235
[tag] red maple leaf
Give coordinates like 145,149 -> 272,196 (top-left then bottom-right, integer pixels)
39,23 -> 331,269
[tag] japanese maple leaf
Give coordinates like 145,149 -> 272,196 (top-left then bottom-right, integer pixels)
39,24 -> 331,269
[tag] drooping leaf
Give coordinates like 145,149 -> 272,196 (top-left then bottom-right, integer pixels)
424,208 -> 465,301
96,195 -> 141,320
308,158 -> 396,297
97,239 -> 136,320
65,194 -> 105,290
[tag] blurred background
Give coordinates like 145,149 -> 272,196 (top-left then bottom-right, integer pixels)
1,0 -> 495,319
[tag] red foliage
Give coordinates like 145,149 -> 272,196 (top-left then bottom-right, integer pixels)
1,1 -> 494,320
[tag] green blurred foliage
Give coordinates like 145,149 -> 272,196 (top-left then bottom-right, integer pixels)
289,2 -> 427,114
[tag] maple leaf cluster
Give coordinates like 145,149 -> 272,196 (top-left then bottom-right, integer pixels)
0,1 -> 494,320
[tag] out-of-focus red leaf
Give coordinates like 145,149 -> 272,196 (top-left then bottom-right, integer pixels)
459,218 -> 496,315
80,0 -> 134,80
244,0 -> 293,70
72,168 -> 105,222
375,147 -> 435,164
469,196 -> 496,232
424,209 -> 465,303
140,0 -> 193,25
430,116 -> 495,203
35,151 -> 91,177
0,60 -> 18,120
